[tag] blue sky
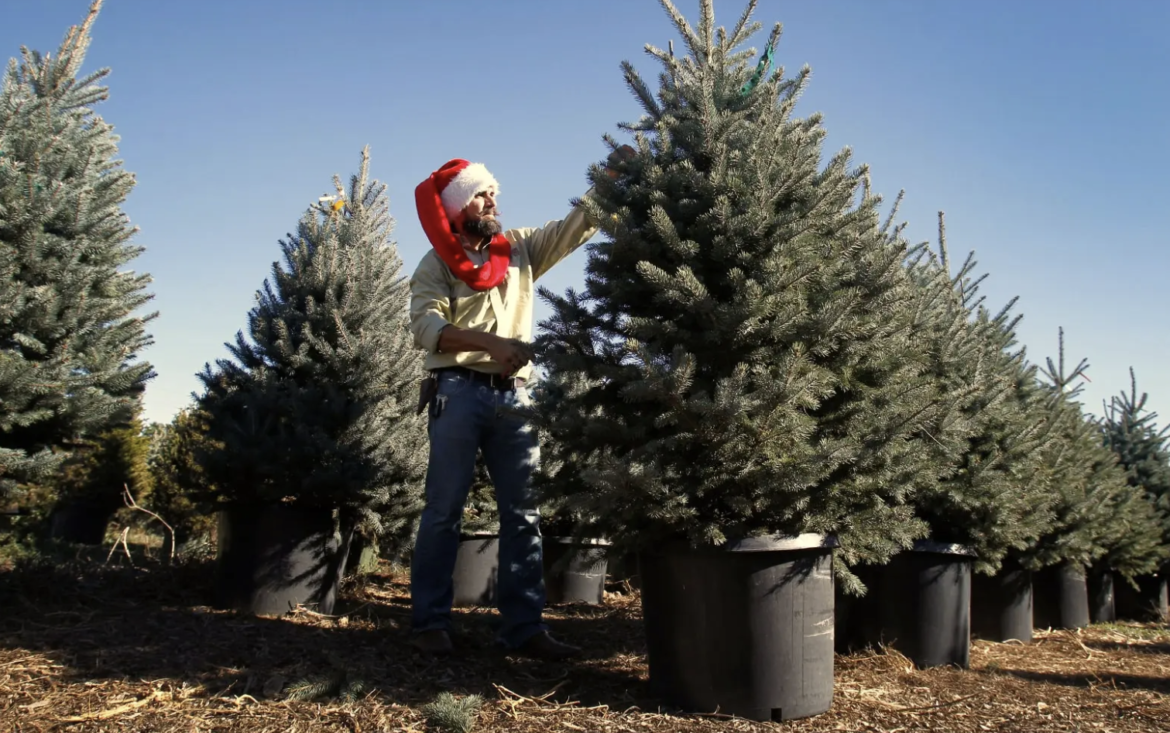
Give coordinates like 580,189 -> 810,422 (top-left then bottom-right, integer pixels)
5,0 -> 1169,427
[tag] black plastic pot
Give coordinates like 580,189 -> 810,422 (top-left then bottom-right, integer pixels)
1032,563 -> 1090,629
608,550 -> 642,589
1087,564 -> 1116,623
639,534 -> 836,722
543,537 -> 610,605
214,504 -> 349,616
970,563 -> 1033,643
48,500 -> 117,545
837,541 -> 973,669
1114,573 -> 1169,622
452,533 -> 500,607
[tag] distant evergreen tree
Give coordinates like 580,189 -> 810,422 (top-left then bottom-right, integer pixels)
146,406 -> 219,548
0,0 -> 155,500
901,213 -> 1057,575
1101,369 -> 1170,575
196,149 -> 426,548
533,0 -> 959,591
1024,330 -> 1128,571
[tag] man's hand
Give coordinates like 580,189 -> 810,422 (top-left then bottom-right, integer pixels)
485,336 -> 535,377
605,145 -> 637,179
437,326 -> 534,377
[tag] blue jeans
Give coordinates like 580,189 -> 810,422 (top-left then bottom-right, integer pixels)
410,369 -> 547,648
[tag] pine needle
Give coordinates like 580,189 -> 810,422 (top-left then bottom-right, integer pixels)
422,692 -> 484,733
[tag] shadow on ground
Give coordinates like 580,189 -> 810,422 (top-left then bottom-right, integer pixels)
977,668 -> 1170,696
0,556 -> 650,711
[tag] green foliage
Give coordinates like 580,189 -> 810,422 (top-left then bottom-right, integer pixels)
0,1 -> 155,499
53,412 -> 153,511
460,454 -> 499,535
285,670 -> 368,703
899,215 -> 1057,575
196,148 -> 427,550
1101,369 -> 1170,575
1023,329 -> 1129,571
145,406 -> 219,545
422,692 -> 484,733
533,0 -> 957,587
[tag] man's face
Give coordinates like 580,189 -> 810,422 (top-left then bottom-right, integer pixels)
459,189 -> 502,240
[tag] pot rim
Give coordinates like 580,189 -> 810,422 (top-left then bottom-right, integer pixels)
912,539 -> 977,557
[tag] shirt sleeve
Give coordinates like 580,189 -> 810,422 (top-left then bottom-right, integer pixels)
516,192 -> 600,281
409,254 -> 452,354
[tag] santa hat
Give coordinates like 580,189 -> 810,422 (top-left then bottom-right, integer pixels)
415,159 -> 511,291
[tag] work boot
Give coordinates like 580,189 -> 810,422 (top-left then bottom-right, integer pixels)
410,629 -> 453,656
512,630 -> 581,660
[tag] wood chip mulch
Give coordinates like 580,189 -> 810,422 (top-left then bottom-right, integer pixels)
0,557 -> 1167,732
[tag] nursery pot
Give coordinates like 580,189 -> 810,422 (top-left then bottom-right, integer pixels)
48,500 -> 117,545
1114,572 -> 1169,622
837,541 -> 973,669
1087,564 -> 1116,623
638,534 -> 836,722
1032,562 -> 1090,630
608,550 -> 642,589
970,562 -> 1033,643
214,504 -> 350,616
543,537 -> 610,605
452,532 -> 500,607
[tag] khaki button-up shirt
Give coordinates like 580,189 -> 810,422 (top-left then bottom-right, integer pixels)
408,200 -> 598,381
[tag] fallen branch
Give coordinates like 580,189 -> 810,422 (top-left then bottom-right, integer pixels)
104,527 -> 133,566
122,483 -> 177,564
58,689 -> 167,722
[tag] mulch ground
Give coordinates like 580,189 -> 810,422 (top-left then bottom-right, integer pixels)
0,556 -> 1167,732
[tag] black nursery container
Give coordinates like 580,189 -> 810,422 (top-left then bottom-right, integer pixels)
214,504 -> 350,616
48,500 -> 117,545
1114,572 -> 1169,622
970,563 -> 1033,643
837,541 -> 973,669
1087,564 -> 1116,623
1032,562 -> 1090,629
452,532 -> 500,607
543,537 -> 610,605
638,534 -> 836,723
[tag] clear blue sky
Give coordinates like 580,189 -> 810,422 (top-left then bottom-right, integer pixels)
5,0 -> 1169,426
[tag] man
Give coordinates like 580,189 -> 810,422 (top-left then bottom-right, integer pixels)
408,151 -> 629,658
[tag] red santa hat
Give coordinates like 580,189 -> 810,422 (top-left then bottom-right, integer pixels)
415,159 -> 511,291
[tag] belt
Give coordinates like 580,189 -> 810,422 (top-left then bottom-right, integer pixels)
435,366 -> 526,392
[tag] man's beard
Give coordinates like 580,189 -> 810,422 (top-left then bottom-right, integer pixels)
461,215 -> 502,240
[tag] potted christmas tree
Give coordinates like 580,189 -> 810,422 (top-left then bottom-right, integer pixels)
1023,331 -> 1123,630
533,0 -> 954,720
0,0 -> 155,521
196,149 -> 427,616
1100,370 -> 1170,622
840,216 -> 1058,664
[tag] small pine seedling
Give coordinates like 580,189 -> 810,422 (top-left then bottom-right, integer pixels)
422,692 -> 484,733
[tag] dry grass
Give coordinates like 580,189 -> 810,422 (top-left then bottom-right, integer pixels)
0,554 -> 1167,732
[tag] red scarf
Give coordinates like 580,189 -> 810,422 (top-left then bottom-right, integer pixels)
415,177 -> 511,291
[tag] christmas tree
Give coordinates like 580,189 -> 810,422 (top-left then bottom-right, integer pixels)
533,0 -> 956,589
900,214 -> 1057,575
1024,330 -> 1127,571
196,148 -> 427,548
1100,369 -> 1170,576
146,406 -> 220,551
0,0 -> 155,499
